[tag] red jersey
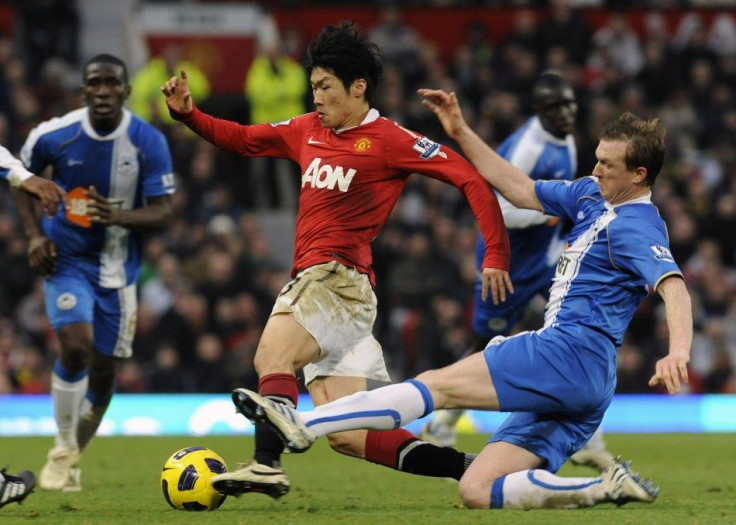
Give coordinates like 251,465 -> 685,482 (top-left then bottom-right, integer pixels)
176,107 -> 510,285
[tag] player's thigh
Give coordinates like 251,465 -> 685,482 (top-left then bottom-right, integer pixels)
416,352 -> 500,411
256,313 -> 320,373
44,272 -> 95,332
93,283 -> 137,358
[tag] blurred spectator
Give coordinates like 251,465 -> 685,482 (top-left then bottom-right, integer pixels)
369,5 -> 423,86
13,0 -> 79,84
129,43 -> 211,128
190,334 -> 231,393
591,12 -> 644,77
244,20 -> 307,209
538,0 -> 593,66
144,343 -> 195,393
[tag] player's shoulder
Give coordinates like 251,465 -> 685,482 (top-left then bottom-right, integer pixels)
30,108 -> 86,140
611,199 -> 667,237
127,111 -> 169,143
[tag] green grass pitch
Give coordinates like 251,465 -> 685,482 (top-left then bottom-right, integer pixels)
2,433 -> 733,524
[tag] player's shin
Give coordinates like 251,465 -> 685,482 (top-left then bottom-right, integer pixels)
254,373 -> 299,467
365,429 -> 474,480
76,392 -> 113,452
51,361 -> 88,449
303,380 -> 431,437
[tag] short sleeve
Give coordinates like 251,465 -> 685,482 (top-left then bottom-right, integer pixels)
610,208 -> 682,289
140,128 -> 175,197
534,176 -> 597,222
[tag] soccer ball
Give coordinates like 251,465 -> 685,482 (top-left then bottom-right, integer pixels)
161,446 -> 228,511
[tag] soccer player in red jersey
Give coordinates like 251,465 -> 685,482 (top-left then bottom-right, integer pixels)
161,21 -> 513,499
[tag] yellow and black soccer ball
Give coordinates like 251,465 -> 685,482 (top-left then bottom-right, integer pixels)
161,446 -> 227,511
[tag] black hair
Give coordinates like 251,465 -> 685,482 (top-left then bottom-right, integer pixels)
83,53 -> 129,84
307,21 -> 383,103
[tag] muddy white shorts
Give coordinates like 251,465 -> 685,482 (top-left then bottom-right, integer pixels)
271,261 -> 391,385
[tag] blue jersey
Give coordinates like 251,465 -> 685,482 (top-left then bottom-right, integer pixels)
475,116 -> 576,285
472,117 -> 576,338
536,176 -> 682,354
21,108 -> 174,288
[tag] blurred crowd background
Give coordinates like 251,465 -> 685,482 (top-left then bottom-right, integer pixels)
1,0 -> 736,396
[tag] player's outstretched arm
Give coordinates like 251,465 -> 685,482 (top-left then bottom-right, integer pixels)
649,275 -> 692,394
418,88 -> 540,212
160,69 -> 193,114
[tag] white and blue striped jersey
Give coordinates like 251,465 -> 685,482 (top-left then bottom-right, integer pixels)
536,176 -> 682,354
475,116 -> 576,286
21,108 -> 174,289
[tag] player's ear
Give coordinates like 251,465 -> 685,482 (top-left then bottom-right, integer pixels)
633,166 -> 648,185
352,78 -> 367,99
124,84 -> 132,99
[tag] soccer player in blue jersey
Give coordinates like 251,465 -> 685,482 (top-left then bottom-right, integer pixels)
13,54 -> 175,492
422,72 -> 615,471
227,100 -> 693,509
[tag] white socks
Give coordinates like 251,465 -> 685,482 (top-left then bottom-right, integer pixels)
493,469 -> 605,509
51,371 -> 88,450
301,380 -> 432,437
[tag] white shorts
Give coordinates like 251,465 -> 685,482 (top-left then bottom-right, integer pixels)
271,261 -> 391,385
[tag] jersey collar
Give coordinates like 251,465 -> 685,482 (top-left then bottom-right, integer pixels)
334,108 -> 380,134
82,109 -> 131,141
531,116 -> 570,146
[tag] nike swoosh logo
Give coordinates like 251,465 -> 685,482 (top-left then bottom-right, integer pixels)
308,137 -> 325,145
67,159 -> 84,166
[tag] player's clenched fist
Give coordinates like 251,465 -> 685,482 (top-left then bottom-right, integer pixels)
160,69 -> 193,114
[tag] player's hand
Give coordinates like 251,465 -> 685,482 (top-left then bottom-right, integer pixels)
20,175 -> 66,217
417,89 -> 467,140
160,69 -> 193,114
27,235 -> 57,277
648,351 -> 690,394
85,186 -> 119,226
481,267 -> 514,305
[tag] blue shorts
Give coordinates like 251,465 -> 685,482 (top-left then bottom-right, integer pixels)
472,270 -> 552,339
483,329 -> 616,472
44,267 -> 137,358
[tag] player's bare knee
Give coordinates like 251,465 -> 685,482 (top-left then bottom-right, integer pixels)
325,431 -> 363,458
457,477 -> 492,509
